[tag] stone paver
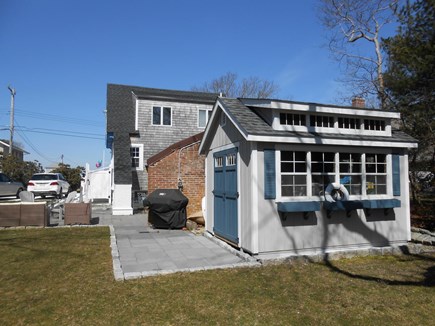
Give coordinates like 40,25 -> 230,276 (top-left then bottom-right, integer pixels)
93,207 -> 259,280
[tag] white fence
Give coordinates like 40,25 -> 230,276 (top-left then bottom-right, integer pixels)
82,162 -> 113,203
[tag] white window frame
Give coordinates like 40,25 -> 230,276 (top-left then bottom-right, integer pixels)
151,106 -> 172,126
198,108 -> 212,128
130,143 -> 144,170
276,147 -> 392,201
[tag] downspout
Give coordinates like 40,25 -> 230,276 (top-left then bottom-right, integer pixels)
177,141 -> 201,191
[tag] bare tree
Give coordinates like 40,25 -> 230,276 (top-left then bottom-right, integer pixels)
192,72 -> 279,98
319,0 -> 399,108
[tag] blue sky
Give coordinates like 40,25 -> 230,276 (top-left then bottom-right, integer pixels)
0,0 -> 396,168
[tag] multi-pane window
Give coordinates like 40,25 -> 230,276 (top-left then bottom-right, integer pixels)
226,153 -> 237,166
364,119 -> 385,131
152,106 -> 172,126
366,154 -> 387,194
310,115 -> 334,128
215,156 -> 223,168
279,150 -> 390,198
279,113 -> 306,126
199,109 -> 212,128
338,117 -> 361,130
311,152 -> 335,196
130,146 -> 140,168
339,153 -> 362,195
281,151 -> 307,196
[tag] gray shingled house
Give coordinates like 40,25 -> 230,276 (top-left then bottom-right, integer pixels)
199,97 -> 418,258
106,84 -> 218,215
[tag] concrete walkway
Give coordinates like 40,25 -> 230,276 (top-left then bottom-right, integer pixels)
92,208 -> 259,280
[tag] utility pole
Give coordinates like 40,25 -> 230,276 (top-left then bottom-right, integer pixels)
7,85 -> 16,155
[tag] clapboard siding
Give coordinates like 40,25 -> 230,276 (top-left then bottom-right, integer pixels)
134,99 -> 213,190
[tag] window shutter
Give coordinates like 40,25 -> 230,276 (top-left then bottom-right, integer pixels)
392,154 -> 401,196
264,149 -> 276,199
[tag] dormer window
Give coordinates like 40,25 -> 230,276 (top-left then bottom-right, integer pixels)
310,115 -> 334,128
364,119 -> 385,131
279,113 -> 306,126
338,117 -> 361,130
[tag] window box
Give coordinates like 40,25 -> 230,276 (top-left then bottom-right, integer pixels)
277,201 -> 321,213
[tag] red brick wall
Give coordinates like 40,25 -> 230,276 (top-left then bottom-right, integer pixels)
147,142 -> 204,216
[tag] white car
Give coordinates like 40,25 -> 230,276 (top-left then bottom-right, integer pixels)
27,173 -> 71,199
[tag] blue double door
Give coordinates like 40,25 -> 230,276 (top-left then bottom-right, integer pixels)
213,148 -> 239,244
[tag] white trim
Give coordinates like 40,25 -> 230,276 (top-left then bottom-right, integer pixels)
210,142 -> 240,154
237,149 -> 241,247
250,143 -> 259,254
248,135 -> 417,148
134,96 -> 139,131
151,105 -> 173,126
404,153 -> 411,241
204,154 -> 209,228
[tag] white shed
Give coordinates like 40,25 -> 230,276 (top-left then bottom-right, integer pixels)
199,97 -> 418,259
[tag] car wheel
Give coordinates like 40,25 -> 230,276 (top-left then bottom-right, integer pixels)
16,188 -> 23,198
58,188 -> 63,199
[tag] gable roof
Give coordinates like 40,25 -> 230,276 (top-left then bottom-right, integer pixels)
199,98 -> 418,153
0,140 -> 29,154
147,132 -> 204,166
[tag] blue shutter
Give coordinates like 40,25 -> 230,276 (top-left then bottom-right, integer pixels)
264,149 -> 276,199
392,154 -> 401,196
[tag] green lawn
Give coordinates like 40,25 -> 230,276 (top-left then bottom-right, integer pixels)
0,228 -> 434,325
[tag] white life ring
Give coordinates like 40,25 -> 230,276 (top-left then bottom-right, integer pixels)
324,183 -> 349,202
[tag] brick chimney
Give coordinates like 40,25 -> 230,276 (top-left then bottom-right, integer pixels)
352,97 -> 365,108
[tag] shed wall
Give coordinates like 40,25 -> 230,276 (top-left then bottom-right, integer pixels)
254,143 -> 411,256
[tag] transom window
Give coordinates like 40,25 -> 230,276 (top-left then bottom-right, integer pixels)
226,153 -> 237,166
152,106 -> 172,126
280,151 -> 307,197
279,113 -> 306,126
366,154 -> 387,194
215,157 -> 223,168
199,109 -> 212,128
338,117 -> 361,130
364,119 -> 385,131
310,115 -> 334,128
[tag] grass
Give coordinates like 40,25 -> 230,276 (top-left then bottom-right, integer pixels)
0,228 -> 434,325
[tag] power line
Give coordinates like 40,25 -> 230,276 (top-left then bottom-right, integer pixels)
0,107 -> 103,127
14,123 -> 59,165
14,127 -> 105,140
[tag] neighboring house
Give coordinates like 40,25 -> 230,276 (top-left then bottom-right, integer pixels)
199,97 -> 418,258
0,140 -> 29,161
147,132 -> 205,216
106,84 -> 218,215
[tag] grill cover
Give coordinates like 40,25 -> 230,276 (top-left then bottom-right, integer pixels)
143,189 -> 188,229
